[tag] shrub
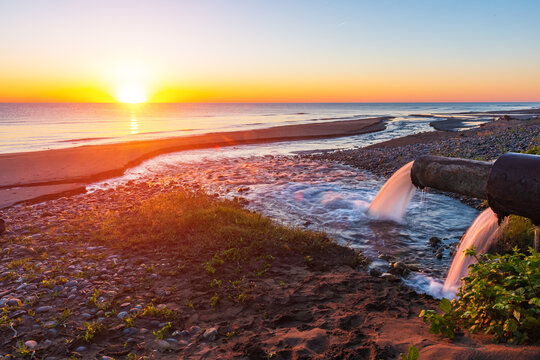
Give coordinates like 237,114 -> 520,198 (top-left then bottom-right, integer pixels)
421,247 -> 540,344
491,215 -> 535,254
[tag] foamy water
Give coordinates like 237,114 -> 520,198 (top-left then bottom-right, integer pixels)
367,162 -> 415,222
442,208 -> 500,295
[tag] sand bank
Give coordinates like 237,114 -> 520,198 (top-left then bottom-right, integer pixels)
0,117 -> 388,208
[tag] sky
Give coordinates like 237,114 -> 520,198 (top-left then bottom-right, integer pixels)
1,0 -> 539,103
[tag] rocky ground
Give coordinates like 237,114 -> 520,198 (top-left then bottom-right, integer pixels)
0,117 -> 539,359
309,118 -> 540,209
0,180 -> 539,359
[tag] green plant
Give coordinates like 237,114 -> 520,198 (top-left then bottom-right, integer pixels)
54,308 -> 71,327
153,322 -> 172,340
82,321 -> 103,343
525,145 -> 540,155
492,215 -> 535,253
123,316 -> 135,328
210,293 -> 220,308
15,340 -> 32,357
400,345 -> 419,360
421,247 -> 540,343
419,298 -> 458,339
140,303 -> 178,320
41,279 -> 53,289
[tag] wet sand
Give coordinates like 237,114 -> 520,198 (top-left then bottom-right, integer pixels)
0,117 -> 387,208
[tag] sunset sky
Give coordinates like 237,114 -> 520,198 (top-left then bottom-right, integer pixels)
1,0 -> 539,103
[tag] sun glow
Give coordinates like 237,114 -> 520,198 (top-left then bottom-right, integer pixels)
116,84 -> 147,104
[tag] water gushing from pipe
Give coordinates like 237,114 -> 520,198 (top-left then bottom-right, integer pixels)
367,161 -> 415,222
442,208 -> 500,296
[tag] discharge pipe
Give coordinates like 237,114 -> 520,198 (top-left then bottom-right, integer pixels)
410,152 -> 540,226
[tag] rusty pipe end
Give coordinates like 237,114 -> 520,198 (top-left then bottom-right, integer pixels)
487,152 -> 540,225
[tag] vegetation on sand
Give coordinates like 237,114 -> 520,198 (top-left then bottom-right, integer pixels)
421,247 -> 540,344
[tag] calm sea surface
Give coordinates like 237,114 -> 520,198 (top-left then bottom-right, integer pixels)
1,102 -> 539,154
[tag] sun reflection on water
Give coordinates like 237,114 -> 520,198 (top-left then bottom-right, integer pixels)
130,113 -> 139,134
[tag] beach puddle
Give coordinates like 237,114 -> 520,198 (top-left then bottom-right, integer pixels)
88,148 -> 478,294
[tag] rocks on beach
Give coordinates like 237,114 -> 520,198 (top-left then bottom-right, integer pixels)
0,117 -> 538,358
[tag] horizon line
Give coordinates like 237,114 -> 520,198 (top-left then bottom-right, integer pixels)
1,101 -> 540,105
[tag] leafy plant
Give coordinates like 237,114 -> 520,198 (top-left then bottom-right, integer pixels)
55,308 -> 71,327
400,345 -> 419,360
420,247 -> 540,343
419,298 -> 458,339
153,322 -> 172,340
140,303 -> 178,320
82,321 -> 103,343
210,293 -> 220,308
15,341 -> 32,357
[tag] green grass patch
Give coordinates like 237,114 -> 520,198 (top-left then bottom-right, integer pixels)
491,215 -> 535,254
79,191 -> 345,269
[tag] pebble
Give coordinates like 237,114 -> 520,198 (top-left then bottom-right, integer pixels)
65,280 -> 77,287
380,273 -> 400,282
75,346 -> 87,352
203,327 -> 218,341
25,340 -> 38,350
36,305 -> 53,313
43,320 -> 56,328
6,298 -> 22,307
123,327 -> 137,335
154,339 -> 171,350
189,325 -> 201,334
117,311 -> 128,319
429,236 -> 441,247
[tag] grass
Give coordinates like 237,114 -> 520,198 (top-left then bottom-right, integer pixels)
71,191 -> 358,277
86,191 -> 334,259
65,190 -> 364,309
491,215 -> 535,254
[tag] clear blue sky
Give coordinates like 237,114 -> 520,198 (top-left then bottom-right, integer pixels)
1,0 -> 539,102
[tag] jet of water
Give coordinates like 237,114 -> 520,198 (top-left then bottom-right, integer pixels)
442,208 -> 499,296
367,161 -> 416,222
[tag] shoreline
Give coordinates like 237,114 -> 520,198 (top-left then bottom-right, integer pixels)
310,117 -> 540,208
2,108 -> 538,210
0,117 -> 388,209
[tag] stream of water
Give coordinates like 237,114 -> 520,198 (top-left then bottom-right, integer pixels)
87,144 -> 479,296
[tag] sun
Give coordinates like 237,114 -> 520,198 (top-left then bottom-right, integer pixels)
116,84 -> 148,104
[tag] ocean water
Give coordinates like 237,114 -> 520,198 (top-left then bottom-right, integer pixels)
1,102 -> 538,153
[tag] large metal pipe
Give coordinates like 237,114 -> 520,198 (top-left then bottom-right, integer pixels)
410,153 -> 540,225
486,153 -> 540,225
410,155 -> 492,199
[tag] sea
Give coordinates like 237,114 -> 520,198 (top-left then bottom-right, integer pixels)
1,102 -> 539,154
